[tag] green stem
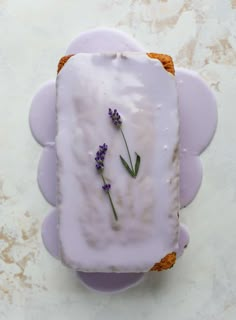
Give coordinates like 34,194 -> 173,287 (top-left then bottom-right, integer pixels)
101,174 -> 118,221
120,128 -> 134,173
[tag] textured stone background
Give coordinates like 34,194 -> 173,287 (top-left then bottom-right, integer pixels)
0,0 -> 236,319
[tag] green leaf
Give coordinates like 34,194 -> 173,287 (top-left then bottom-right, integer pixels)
134,153 -> 141,177
120,155 -> 135,177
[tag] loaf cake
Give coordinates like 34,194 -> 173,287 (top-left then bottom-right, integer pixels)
56,52 -> 179,272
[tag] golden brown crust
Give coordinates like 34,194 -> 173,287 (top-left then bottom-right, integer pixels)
57,55 -> 74,74
57,53 -> 175,75
147,52 -> 176,271
57,52 -> 176,272
150,252 -> 176,271
146,53 -> 175,75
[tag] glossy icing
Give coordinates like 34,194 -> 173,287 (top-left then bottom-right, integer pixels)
56,53 -> 180,272
41,211 -> 189,261
33,69 -> 217,209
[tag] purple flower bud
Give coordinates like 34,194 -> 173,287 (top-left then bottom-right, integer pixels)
102,183 -> 111,192
108,108 -> 122,127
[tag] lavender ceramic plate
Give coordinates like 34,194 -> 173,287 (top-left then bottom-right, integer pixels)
29,28 -> 217,292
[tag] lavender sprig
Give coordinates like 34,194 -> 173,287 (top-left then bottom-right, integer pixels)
108,108 -> 141,178
95,143 -> 108,171
95,144 -> 118,221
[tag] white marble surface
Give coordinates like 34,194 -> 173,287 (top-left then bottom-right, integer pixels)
0,0 -> 235,319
